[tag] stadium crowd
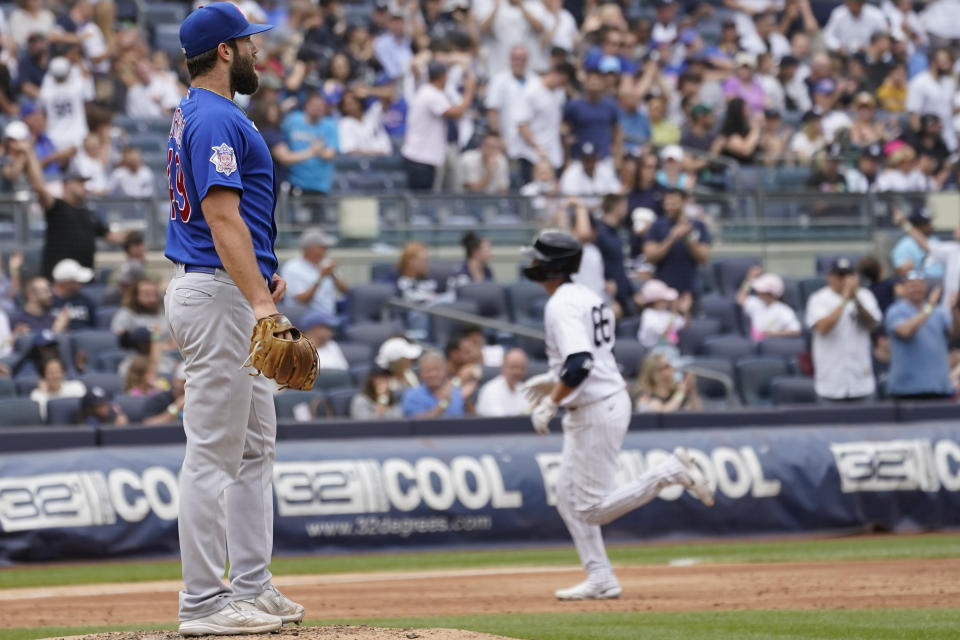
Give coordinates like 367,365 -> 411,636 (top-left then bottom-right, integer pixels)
2,0 -> 960,426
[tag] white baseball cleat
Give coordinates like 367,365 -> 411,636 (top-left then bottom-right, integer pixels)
555,580 -> 623,601
178,601 -> 283,636
674,446 -> 715,507
241,584 -> 305,624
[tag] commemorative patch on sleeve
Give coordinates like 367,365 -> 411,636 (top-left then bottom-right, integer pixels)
210,143 -> 238,176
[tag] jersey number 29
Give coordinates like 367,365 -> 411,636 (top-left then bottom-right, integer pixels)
591,304 -> 613,347
167,148 -> 192,223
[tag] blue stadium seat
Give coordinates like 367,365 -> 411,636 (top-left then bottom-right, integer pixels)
699,294 -> 745,335
685,357 -> 735,405
712,257 -> 759,295
339,342 -> 373,367
71,330 -> 120,364
758,335 -> 807,360
116,394 -> 153,423
326,387 -> 359,417
344,321 -> 404,351
274,390 -> 328,420
14,376 -> 40,395
771,375 -> 819,405
79,372 -> 124,397
616,316 -> 641,339
95,305 -> 120,329
613,338 -> 646,379
797,276 -> 827,310
350,363 -> 371,386
313,369 -> 353,391
348,283 -> 397,322
456,282 -> 508,320
701,334 -> 756,361
46,397 -> 81,425
430,261 -> 462,293
429,300 -> 479,346
678,317 -> 723,355
0,377 -> 15,396
0,397 -> 42,426
506,280 -> 549,323
735,356 -> 789,406
370,262 -> 397,283
93,348 -> 129,373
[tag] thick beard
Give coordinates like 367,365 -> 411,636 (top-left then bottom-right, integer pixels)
230,53 -> 259,96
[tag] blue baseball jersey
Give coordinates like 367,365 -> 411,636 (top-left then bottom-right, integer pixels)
164,87 -> 278,278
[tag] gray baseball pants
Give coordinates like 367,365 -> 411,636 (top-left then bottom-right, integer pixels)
165,265 -> 277,621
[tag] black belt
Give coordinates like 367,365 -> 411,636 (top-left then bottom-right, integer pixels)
181,264 -> 270,286
183,265 -> 218,274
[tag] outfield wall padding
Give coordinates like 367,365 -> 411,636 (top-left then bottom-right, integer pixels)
2,421 -> 960,563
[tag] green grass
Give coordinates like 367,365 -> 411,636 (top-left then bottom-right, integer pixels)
6,610 -> 960,640
4,533 -> 960,590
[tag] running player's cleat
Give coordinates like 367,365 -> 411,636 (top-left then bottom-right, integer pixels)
555,580 -> 623,601
178,601 -> 282,636
674,446 -> 716,507
240,584 -> 305,624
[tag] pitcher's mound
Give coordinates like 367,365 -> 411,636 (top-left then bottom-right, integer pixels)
40,626 -> 515,640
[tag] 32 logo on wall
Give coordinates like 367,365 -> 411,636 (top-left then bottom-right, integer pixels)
0,467 -> 179,533
830,439 -> 960,493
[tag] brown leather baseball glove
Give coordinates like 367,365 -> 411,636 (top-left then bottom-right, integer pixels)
248,314 -> 319,390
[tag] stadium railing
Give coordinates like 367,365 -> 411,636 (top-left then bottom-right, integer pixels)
0,189 -> 947,254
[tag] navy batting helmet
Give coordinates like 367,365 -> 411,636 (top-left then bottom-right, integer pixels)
522,230 -> 583,282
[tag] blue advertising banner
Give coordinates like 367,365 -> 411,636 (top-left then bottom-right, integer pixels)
3,422 -> 960,563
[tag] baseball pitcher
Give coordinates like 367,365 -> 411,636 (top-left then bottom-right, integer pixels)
164,4 -> 316,635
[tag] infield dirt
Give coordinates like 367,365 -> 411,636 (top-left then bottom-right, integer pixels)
6,559 -> 960,634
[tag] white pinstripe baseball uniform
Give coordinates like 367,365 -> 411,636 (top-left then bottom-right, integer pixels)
544,282 -> 705,596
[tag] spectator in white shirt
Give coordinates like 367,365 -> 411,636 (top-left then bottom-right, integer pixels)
876,142 -> 929,192
535,0 -> 578,70
485,45 -> 532,165
637,279 -> 689,349
822,0 -> 888,54
882,0 -> 927,49
401,61 -> 476,191
906,48 -> 957,152
279,228 -> 349,316
559,142 -> 622,207
108,146 -> 155,198
736,267 -> 801,341
789,111 -> 825,165
337,90 -> 392,156
9,0 -> 60,48
570,199 -> 605,296
520,159 -> 564,225
39,56 -> 92,151
0,307 -> 12,358
301,310 -> 349,371
458,132 -> 510,194
29,355 -> 86,421
476,348 -> 530,417
805,258 -> 881,401
70,133 -> 108,195
373,8 -> 413,80
479,0 -> 544,78
126,59 -> 182,119
515,61 -> 575,184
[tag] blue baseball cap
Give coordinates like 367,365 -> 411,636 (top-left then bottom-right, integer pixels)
179,3 -> 273,59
